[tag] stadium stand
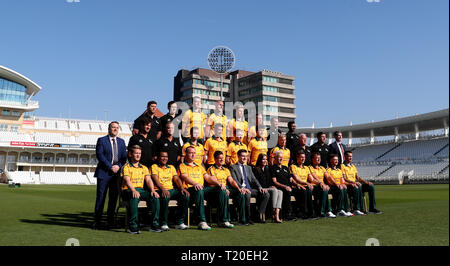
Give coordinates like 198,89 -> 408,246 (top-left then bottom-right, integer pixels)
39,171 -> 89,185
377,138 -> 449,161
8,171 -> 37,184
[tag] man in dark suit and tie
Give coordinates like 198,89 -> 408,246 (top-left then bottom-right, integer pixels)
230,149 -> 269,224
93,121 -> 127,229
329,131 -> 346,166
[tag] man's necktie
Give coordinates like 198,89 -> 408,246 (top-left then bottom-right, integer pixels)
112,138 -> 118,165
241,164 -> 251,189
339,143 -> 344,163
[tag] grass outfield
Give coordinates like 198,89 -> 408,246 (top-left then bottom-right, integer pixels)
0,184 -> 448,246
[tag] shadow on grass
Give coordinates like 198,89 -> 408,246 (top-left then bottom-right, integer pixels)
20,212 -> 127,230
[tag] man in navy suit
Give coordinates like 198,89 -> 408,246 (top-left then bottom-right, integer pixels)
329,131 -> 346,167
92,121 -> 127,229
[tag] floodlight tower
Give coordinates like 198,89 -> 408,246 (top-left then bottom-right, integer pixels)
207,46 -> 235,101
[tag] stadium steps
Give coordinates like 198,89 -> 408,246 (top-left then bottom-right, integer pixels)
437,165 -> 449,175
376,143 -> 402,161
434,143 -> 449,156
376,164 -> 396,177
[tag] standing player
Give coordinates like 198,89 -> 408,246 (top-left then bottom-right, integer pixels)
204,123 -> 228,169
133,101 -> 162,141
247,126 -> 268,166
182,96 -> 207,143
205,101 -> 227,140
270,134 -> 291,167
310,132 -> 330,168
226,128 -> 248,166
227,104 -> 248,144
181,127 -> 206,166
248,113 -> 268,143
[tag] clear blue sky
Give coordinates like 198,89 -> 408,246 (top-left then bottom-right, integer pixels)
1,0 -> 448,128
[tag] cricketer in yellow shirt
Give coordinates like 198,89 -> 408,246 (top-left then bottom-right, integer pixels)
120,145 -> 160,233
178,146 -> 212,230
206,150 -> 247,225
151,151 -> 190,229
181,128 -> 205,166
204,134 -> 227,167
326,155 -> 351,216
248,136 -> 268,166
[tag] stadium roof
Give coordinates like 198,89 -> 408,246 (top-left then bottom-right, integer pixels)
297,108 -> 449,138
0,65 -> 41,95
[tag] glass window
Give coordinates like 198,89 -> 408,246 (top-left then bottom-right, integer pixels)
263,86 -> 278,93
12,111 -> 20,117
263,76 -> 278,83
183,79 -> 193,88
2,109 -> 11,116
263,96 -> 278,102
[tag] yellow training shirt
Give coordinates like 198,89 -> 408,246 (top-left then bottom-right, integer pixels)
207,165 -> 231,187
178,162 -> 206,188
204,137 -> 228,165
151,164 -> 177,190
207,113 -> 227,139
182,140 -> 204,166
227,141 -> 248,165
290,164 -> 311,183
120,162 -> 149,191
340,163 -> 358,182
270,146 -> 291,167
327,167 -> 344,185
309,165 -> 327,183
182,110 -> 206,139
229,118 -> 248,143
248,138 -> 268,166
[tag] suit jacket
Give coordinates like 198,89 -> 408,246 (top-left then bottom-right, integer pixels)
230,164 -> 263,190
94,135 -> 127,179
329,141 -> 347,165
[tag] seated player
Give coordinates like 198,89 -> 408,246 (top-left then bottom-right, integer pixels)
181,127 -> 206,166
120,145 -> 160,234
178,146 -> 213,231
271,150 -> 302,221
326,154 -> 353,217
204,123 -> 228,169
341,151 -> 382,214
248,126 -> 268,166
151,150 -> 190,231
226,128 -> 248,166
289,150 -> 316,219
206,151 -> 248,228
270,134 -> 291,167
308,152 -> 336,218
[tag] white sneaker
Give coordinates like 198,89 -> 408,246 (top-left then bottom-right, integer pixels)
337,210 -> 347,217
353,210 -> 365,216
160,225 -> 170,231
174,223 -> 189,230
345,211 -> 354,217
326,211 -> 336,218
220,222 -> 235,228
198,222 -> 212,231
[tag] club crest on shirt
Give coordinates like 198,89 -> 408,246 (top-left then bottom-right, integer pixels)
164,143 -> 168,147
